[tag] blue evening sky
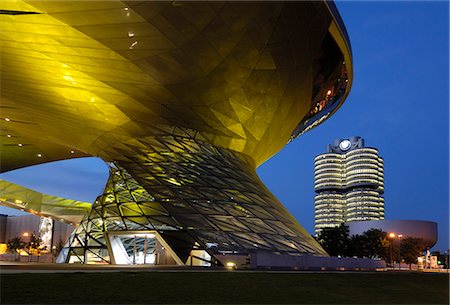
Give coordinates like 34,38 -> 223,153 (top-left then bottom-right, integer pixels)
1,1 -> 448,251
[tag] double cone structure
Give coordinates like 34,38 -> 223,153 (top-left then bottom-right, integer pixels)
1,1 -> 352,265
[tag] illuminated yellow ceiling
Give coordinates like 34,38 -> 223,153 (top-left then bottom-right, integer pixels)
0,1 -> 352,172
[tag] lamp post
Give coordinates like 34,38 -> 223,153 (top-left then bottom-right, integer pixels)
389,232 -> 396,268
445,250 -> 449,269
52,245 -> 57,263
397,234 -> 403,270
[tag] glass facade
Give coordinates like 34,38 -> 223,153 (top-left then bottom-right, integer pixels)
58,135 -> 328,265
314,137 -> 384,234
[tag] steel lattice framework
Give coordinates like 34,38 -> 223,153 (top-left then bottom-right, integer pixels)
60,134 -> 326,264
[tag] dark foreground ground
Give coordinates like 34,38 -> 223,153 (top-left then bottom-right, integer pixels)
1,270 -> 448,304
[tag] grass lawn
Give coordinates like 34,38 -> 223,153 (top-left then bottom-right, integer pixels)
1,271 -> 448,304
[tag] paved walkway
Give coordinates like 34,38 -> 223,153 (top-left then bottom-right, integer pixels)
0,262 -> 212,273
2,261 -> 448,274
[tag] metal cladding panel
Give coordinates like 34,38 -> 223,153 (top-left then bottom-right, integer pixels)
59,136 -> 328,264
0,180 -> 91,224
1,1 -> 353,260
1,1 -> 351,171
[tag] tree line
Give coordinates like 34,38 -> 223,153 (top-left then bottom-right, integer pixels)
315,224 -> 427,267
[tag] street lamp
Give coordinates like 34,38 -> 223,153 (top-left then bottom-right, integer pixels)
397,234 -> 403,270
389,232 -> 396,268
52,245 -> 57,263
445,250 -> 449,269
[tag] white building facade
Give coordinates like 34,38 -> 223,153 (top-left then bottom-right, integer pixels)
314,136 -> 384,234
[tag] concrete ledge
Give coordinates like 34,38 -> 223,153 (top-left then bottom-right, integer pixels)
250,253 -> 386,270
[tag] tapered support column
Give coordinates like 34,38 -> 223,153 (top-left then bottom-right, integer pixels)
58,135 -> 326,264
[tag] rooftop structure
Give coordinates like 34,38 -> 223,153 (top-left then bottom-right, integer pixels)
1,1 -> 352,265
0,180 -> 91,224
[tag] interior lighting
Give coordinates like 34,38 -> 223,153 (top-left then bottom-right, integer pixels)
226,262 -> 236,268
18,143 -> 22,147
326,90 -> 332,96
128,32 -> 135,38
7,134 -> 11,137
63,75 -> 76,84
129,41 -> 138,49
4,118 -> 10,121
167,178 -> 181,186
135,234 -> 155,238
70,150 -> 75,154
37,153 -> 42,158
124,7 -> 129,10
15,199 -> 23,204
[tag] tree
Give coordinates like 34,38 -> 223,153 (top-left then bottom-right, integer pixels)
362,229 -> 390,260
432,251 -> 449,269
27,233 -> 43,255
316,226 -> 393,262
400,237 -> 427,269
316,224 -> 351,256
348,229 -> 389,260
348,234 -> 366,257
7,237 -> 26,255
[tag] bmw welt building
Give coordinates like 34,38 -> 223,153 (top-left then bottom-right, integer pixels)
1,1 -> 358,267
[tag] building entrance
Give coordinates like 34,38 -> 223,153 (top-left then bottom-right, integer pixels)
107,232 -> 180,265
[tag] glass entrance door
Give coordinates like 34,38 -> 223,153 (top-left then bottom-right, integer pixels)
109,233 -> 156,265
